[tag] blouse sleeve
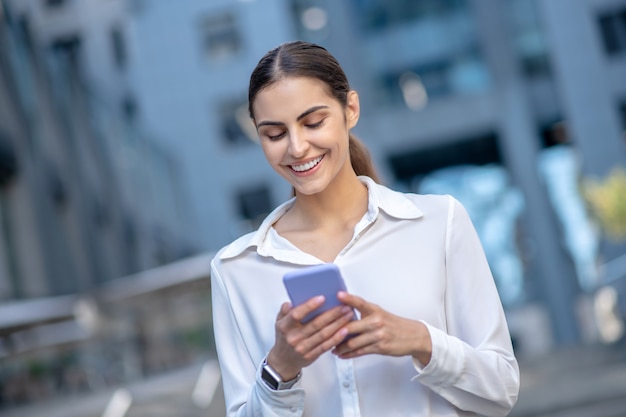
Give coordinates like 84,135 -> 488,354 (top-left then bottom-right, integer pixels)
413,196 -> 520,416
211,257 -> 306,417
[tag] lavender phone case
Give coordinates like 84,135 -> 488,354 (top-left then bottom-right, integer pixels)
283,263 -> 354,323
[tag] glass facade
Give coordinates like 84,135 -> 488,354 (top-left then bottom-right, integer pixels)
537,142 -> 600,291
418,164 -> 526,306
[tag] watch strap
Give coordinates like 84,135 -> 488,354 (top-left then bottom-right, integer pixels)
261,357 -> 301,390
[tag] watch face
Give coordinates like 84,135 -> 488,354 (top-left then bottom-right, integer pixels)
262,366 -> 279,390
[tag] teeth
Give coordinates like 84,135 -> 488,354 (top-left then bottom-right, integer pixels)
291,156 -> 323,172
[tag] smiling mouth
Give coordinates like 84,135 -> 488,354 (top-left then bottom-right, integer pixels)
291,155 -> 324,172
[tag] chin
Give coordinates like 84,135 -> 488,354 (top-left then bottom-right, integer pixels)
293,187 -> 320,196
292,182 -> 327,196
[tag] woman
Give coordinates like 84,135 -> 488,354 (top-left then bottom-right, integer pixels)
211,41 -> 519,417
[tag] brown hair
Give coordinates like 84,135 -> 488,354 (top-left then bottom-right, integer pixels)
248,41 -> 380,183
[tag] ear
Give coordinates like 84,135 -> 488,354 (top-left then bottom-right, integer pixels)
346,90 -> 360,129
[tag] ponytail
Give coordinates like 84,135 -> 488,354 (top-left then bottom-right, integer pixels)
349,134 -> 381,183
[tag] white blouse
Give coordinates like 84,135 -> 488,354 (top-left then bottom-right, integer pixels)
211,176 -> 519,417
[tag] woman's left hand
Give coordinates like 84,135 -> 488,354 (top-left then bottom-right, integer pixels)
332,291 -> 432,366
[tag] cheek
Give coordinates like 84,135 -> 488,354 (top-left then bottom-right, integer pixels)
261,141 -> 284,165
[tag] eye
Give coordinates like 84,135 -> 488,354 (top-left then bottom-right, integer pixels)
267,131 -> 286,141
305,118 -> 326,129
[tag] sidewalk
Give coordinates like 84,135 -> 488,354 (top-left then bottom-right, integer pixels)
509,342 -> 626,417
0,359 -> 225,417
2,344 -> 625,417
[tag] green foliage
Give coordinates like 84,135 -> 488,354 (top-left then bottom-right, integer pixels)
583,167 -> 626,241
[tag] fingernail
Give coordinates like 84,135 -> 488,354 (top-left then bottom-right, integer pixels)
341,306 -> 352,314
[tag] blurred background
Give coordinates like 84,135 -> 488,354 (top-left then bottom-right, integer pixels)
0,0 -> 625,416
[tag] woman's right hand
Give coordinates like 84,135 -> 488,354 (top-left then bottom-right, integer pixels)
266,296 -> 355,381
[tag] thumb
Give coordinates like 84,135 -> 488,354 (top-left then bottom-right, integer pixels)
337,291 -> 375,315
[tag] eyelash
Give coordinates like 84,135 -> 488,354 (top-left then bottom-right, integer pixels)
268,132 -> 285,141
266,119 -> 326,141
306,119 -> 325,129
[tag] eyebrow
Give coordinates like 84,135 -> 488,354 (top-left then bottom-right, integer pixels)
256,105 -> 330,128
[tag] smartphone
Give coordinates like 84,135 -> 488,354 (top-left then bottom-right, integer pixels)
283,263 -> 356,324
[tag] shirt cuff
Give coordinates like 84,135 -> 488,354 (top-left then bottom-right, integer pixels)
256,361 -> 305,413
411,321 -> 465,390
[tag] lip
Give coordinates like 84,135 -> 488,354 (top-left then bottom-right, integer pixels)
288,155 -> 325,174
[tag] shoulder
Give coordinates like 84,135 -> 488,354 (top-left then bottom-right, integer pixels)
407,193 -> 470,225
402,192 -> 453,211
361,177 -> 460,222
212,230 -> 257,266
387,184 -> 456,219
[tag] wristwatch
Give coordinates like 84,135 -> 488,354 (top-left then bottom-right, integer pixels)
261,357 -> 301,390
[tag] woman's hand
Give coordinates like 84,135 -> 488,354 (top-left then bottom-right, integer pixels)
267,296 -> 356,380
332,292 -> 433,366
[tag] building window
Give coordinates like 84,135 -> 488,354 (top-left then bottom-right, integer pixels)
0,136 -> 18,188
47,165 -> 67,207
377,63 -> 448,108
236,185 -> 272,225
110,25 -> 127,70
375,49 -> 489,108
598,7 -> 626,56
122,94 -> 138,123
199,12 -> 242,62
123,217 -> 139,274
0,136 -> 20,298
387,133 -> 501,184
44,0 -> 68,8
0,193 -> 22,298
218,98 -> 256,145
50,34 -> 82,71
352,0 -> 466,33
508,0 -> 552,78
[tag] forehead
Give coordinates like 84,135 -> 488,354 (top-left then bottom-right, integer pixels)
252,77 -> 338,121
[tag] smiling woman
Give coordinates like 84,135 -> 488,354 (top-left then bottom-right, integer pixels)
252,76 -> 359,197
210,41 -> 519,417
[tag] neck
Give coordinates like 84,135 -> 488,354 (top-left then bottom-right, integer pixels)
291,173 -> 368,227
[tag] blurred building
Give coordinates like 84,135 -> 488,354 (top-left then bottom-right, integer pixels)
0,0 -> 199,299
0,0 -> 206,408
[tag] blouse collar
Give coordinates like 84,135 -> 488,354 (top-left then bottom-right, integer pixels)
219,176 -> 423,260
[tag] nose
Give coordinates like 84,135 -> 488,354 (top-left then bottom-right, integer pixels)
287,129 -> 309,158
